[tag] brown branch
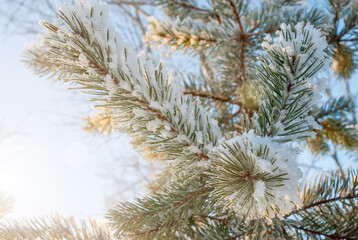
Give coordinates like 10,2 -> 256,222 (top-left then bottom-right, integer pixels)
228,0 -> 244,33
183,90 -> 243,106
247,25 -> 258,33
174,187 -> 210,207
227,0 -> 248,81
333,0 -> 340,32
284,194 -> 358,218
239,41 -> 246,81
339,37 -> 358,42
335,18 -> 358,41
232,108 -> 242,118
289,224 -> 355,240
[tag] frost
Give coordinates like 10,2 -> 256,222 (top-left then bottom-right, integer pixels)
78,52 -> 89,67
210,130 -> 302,219
253,181 -> 266,213
147,119 -> 163,132
195,131 -> 203,145
260,23 -> 329,141
103,74 -> 117,97
145,16 -> 229,51
39,0 -> 222,163
132,108 -> 148,118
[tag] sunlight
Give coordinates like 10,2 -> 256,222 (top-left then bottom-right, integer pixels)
0,134 -> 53,218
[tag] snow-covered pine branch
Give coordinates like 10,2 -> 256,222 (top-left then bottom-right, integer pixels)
209,130 -> 302,219
203,23 -> 329,220
145,17 -> 230,54
36,0 -> 222,175
257,23 -> 329,141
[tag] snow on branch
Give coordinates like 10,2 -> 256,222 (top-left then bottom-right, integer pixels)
257,22 -> 329,141
145,16 -> 232,54
37,0 -> 222,170
208,130 -> 302,219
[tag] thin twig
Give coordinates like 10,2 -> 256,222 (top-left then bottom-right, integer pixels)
183,90 -> 243,106
284,194 -> 358,218
228,0 -> 244,33
289,224 -> 355,240
174,187 -> 210,207
338,37 -> 358,42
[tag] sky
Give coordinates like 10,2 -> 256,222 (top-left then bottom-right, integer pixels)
0,0 -> 357,221
0,34 -> 113,218
0,28 -> 148,218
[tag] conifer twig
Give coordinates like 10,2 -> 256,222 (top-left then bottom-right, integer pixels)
228,0 -> 244,33
183,90 -> 243,106
289,224 -> 355,240
284,194 -> 358,218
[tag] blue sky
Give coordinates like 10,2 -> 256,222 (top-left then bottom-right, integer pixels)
0,0 -> 357,220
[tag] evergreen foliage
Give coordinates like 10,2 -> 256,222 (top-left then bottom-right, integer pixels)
0,215 -> 113,240
2,0 -> 357,239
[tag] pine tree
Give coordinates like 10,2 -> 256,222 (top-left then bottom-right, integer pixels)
1,0 -> 358,239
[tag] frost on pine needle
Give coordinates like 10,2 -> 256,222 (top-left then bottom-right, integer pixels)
37,0 -> 222,171
257,23 -> 329,141
145,16 -> 229,54
209,130 -> 302,219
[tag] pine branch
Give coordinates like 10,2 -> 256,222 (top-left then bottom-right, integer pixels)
328,0 -> 358,44
286,168 -> 358,239
208,130 -> 302,219
339,37 -> 358,42
313,96 -> 353,120
257,23 -> 329,141
145,16 -> 229,55
109,180 -> 211,239
289,224 -> 355,240
0,215 -> 114,240
33,0 -> 222,176
227,0 -> 248,81
285,193 -> 358,218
